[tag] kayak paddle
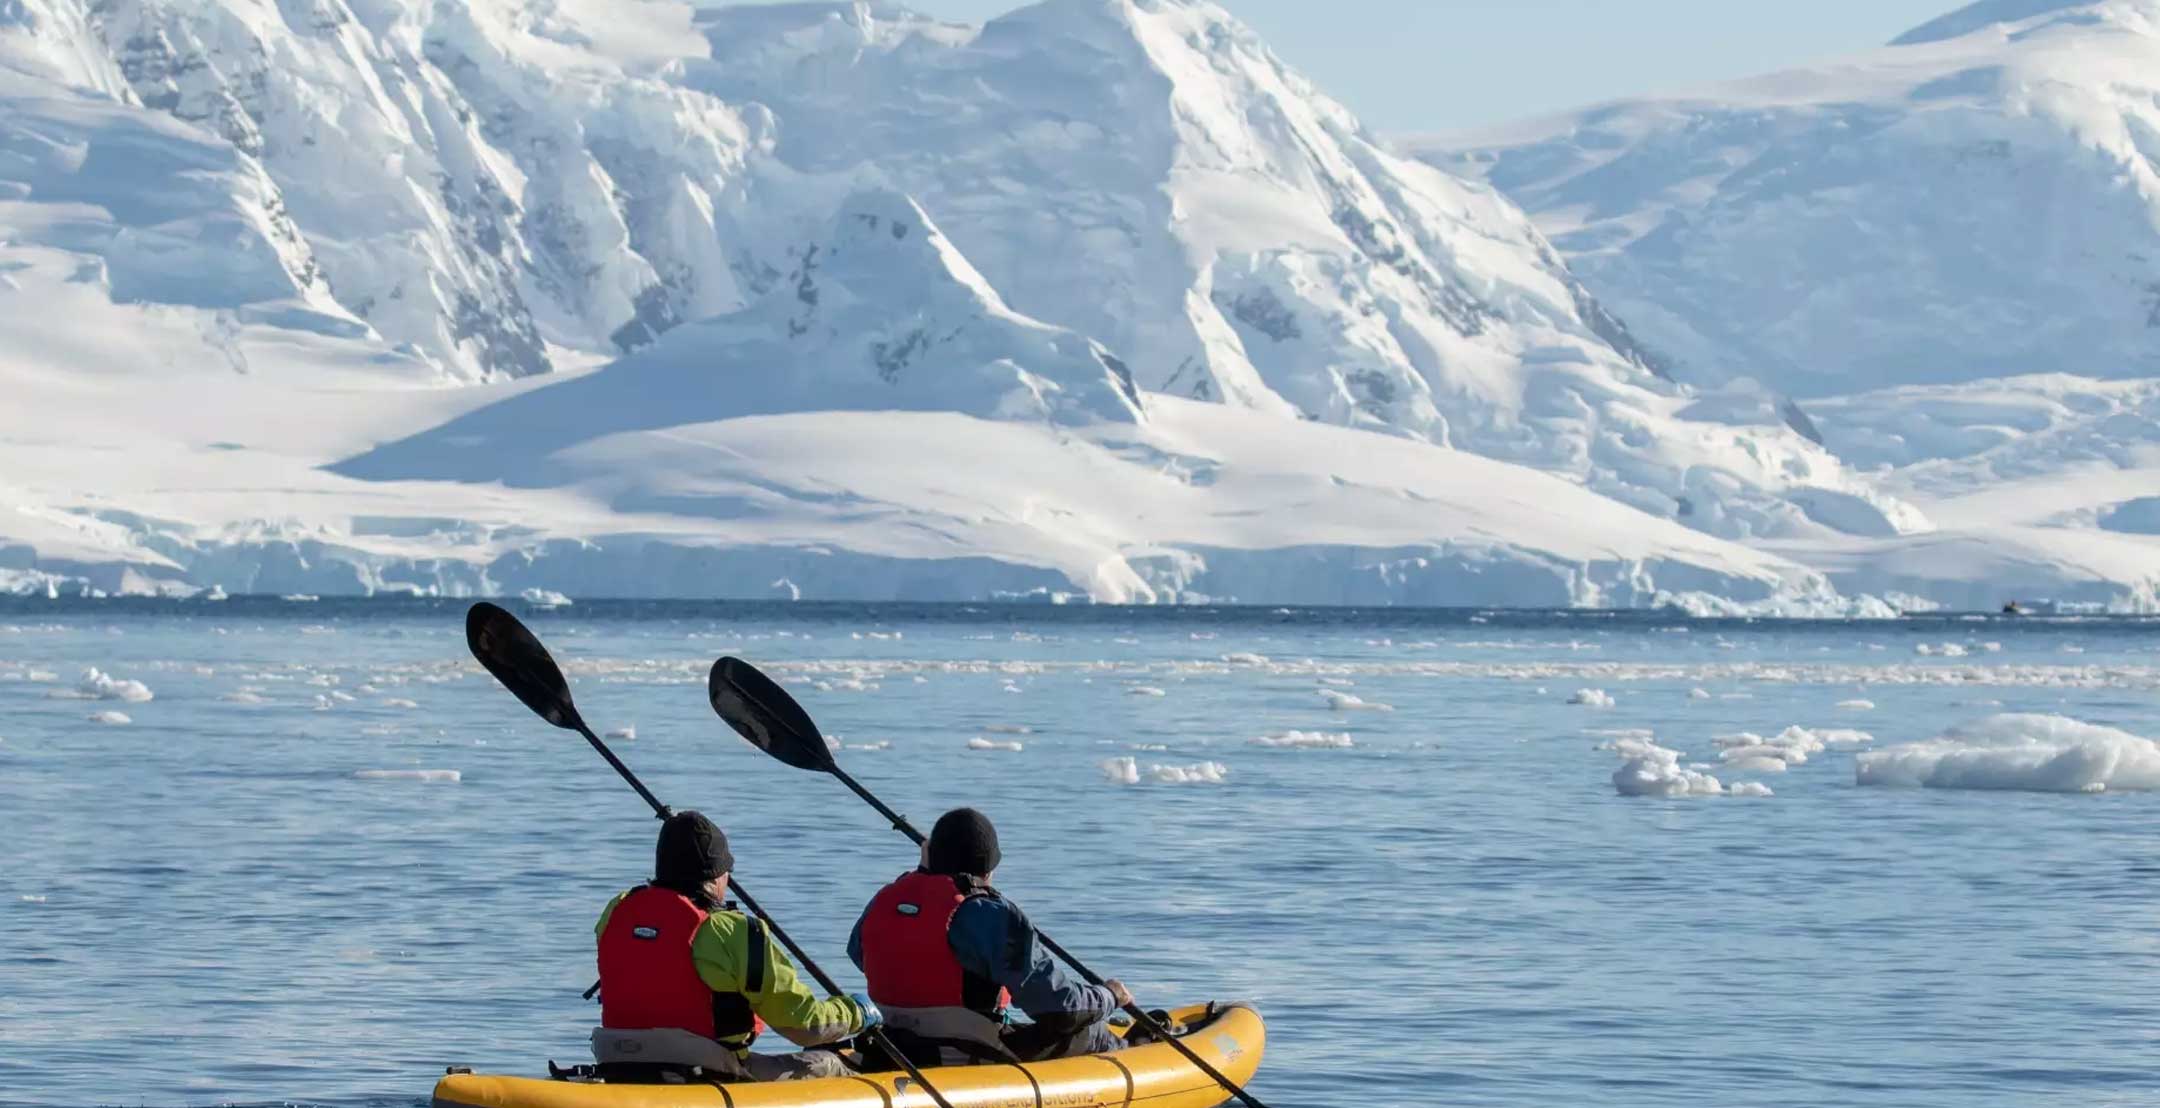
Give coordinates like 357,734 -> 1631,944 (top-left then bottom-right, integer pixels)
707,655 -> 1274,1108
463,603 -> 958,1108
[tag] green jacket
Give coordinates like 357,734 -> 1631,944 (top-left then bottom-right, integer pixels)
597,889 -> 868,1050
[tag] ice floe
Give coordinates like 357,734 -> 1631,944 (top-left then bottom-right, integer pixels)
604,726 -> 636,740
1321,689 -> 1393,712
1568,688 -> 1615,708
353,769 -> 462,782
53,667 -> 154,702
1127,686 -> 1168,697
520,588 -> 573,608
1250,731 -> 1355,749
87,710 -> 131,725
221,691 -> 267,704
1100,757 -> 1229,785
1837,699 -> 1876,711
968,738 -> 1024,752
383,698 -> 420,710
1856,714 -> 2160,793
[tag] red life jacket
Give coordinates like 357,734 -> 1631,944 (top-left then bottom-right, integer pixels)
858,871 -> 1011,1016
597,886 -> 762,1047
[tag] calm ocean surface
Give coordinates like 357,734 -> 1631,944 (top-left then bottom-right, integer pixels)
1,599 -> 2156,1107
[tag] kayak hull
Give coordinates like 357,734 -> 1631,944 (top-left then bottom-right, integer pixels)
434,1002 -> 1263,1108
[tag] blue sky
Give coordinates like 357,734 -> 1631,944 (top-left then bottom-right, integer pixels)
718,0 -> 1963,133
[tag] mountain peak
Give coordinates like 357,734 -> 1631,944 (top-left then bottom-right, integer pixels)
1891,0 -> 2106,46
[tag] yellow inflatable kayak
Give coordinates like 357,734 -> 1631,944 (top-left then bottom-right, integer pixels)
434,1002 -> 1264,1108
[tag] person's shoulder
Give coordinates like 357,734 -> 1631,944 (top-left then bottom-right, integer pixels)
953,887 -> 1023,928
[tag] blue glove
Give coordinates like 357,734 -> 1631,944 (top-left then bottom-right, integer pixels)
849,992 -> 884,1033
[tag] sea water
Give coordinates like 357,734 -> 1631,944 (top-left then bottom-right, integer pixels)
1,599 -> 2156,1108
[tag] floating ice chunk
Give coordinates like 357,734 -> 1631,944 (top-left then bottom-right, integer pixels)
1100,756 -> 1228,785
1148,761 -> 1229,784
1980,642 -> 2002,653
1127,686 -> 1168,697
383,698 -> 420,710
26,671 -> 57,682
968,738 -> 1024,752
1720,755 -> 1790,774
845,741 -> 892,751
520,588 -> 573,608
604,726 -> 636,740
1837,699 -> 1876,711
282,594 -> 319,603
67,668 -> 154,702
87,710 -> 131,725
354,769 -> 462,782
1568,688 -> 1615,708
1250,731 -> 1354,749
1729,782 -> 1775,798
312,695 -> 336,711
20,894 -> 46,903
1321,689 -> 1393,712
1688,688 -> 1712,700
1222,653 -> 1270,666
1612,740 -> 1723,797
1127,743 -> 1169,751
1318,677 -> 1357,687
983,724 -> 1033,735
1915,642 -> 1968,657
221,691 -> 267,704
1856,714 -> 2160,793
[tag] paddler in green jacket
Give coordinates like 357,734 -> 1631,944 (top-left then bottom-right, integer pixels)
591,811 -> 882,1082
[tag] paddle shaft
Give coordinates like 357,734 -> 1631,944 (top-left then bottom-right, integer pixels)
565,721 -> 957,1108
823,762 -> 1272,1108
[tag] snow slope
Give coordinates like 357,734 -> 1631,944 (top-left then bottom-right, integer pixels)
0,167 -> 1844,606
1405,0 -> 2160,610
32,0 -> 2160,605
1414,0 -> 2160,399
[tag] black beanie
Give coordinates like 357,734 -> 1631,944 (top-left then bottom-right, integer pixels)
655,810 -> 734,891
925,807 -> 1001,877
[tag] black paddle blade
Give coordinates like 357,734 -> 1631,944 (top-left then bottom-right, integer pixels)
465,602 -> 584,731
708,656 -> 834,772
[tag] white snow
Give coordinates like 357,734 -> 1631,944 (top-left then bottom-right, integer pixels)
353,769 -> 463,783
604,726 -> 636,740
1729,782 -> 1775,798
1856,713 -> 2160,792
1099,757 -> 1141,785
520,588 -> 573,608
1250,731 -> 1355,749
1411,5 -> 2160,613
86,710 -> 131,725
967,738 -> 1024,752
0,0 -> 1917,610
1837,699 -> 1877,711
1567,688 -> 1616,708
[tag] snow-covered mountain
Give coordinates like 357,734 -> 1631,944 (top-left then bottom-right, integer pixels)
1409,0 -> 2160,610
1414,0 -> 2160,399
2,0 -> 2119,608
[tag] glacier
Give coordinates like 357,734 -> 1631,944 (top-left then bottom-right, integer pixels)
0,0 -> 2135,607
